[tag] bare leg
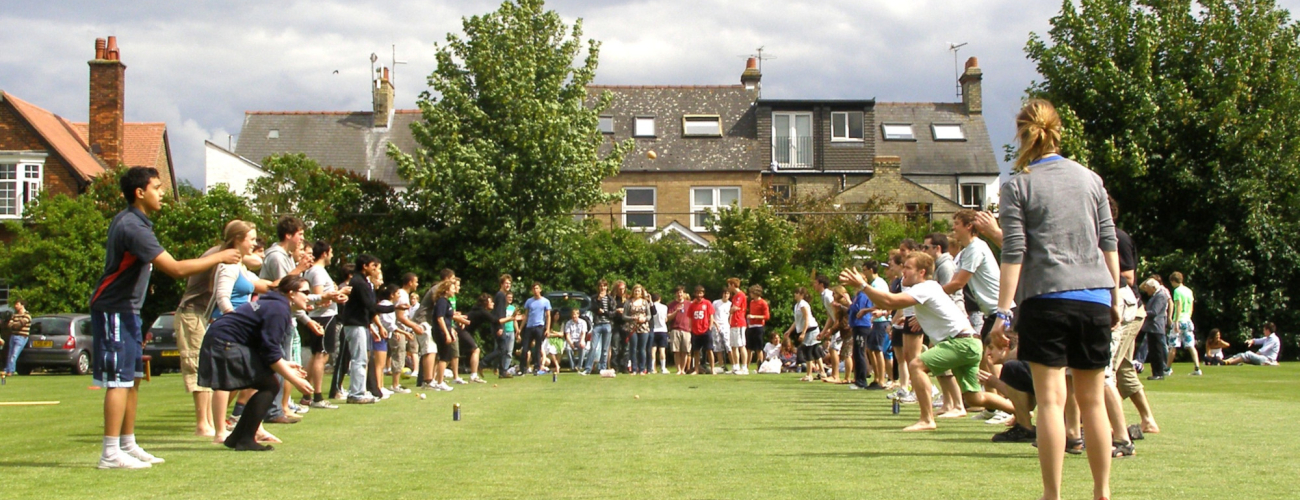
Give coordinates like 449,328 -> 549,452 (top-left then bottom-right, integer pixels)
937,376 -> 966,417
904,358 -> 936,431
1186,347 -> 1201,371
1127,390 -> 1160,433
422,354 -> 436,386
210,390 -> 231,444
1029,363 -> 1067,500
193,391 -> 214,436
1073,368 -> 1113,500
469,349 -> 481,378
1104,384 -> 1129,443
308,352 -> 327,397
964,390 -> 1015,414
435,360 -> 447,385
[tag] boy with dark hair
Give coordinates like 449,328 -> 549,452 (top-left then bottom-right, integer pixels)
259,215 -> 315,422
1166,272 -> 1202,376
92,167 -> 241,469
687,286 -> 715,375
340,254 -> 392,403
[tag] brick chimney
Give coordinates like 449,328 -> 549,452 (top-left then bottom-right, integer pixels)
959,57 -> 982,115
741,57 -> 762,95
88,36 -> 126,167
373,67 -> 394,128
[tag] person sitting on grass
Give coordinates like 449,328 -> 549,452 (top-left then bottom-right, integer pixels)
840,251 -> 1016,432
780,338 -> 799,372
758,332 -> 783,374
1203,329 -> 1229,366
1224,322 -> 1281,366
199,277 -> 315,451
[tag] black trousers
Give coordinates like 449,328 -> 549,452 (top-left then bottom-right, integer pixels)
330,336 -> 350,398
612,329 -> 629,372
226,373 -> 279,447
520,326 -> 546,371
851,326 -> 870,386
1143,328 -> 1168,375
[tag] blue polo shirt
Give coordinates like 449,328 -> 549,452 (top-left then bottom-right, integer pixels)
848,290 -> 874,328
524,296 -> 551,328
89,206 -> 165,314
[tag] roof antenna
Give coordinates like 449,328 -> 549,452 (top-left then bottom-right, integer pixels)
391,44 -> 407,89
737,46 -> 776,97
948,42 -> 968,99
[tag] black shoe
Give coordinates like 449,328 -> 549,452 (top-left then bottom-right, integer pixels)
1127,424 -> 1144,441
865,382 -> 885,390
1146,375 -> 1165,381
1037,437 -> 1086,454
992,424 -> 1036,443
1112,440 -> 1135,458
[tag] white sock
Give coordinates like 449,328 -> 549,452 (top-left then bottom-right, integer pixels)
119,434 -> 138,452
103,436 -> 121,458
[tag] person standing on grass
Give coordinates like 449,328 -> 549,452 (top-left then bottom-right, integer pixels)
302,241 -> 350,410
521,283 -> 552,375
611,280 -> 631,372
390,273 -> 421,392
1166,272 -> 1202,376
847,277 -> 876,390
650,293 -> 670,374
429,278 -> 461,391
1224,322 -> 1281,366
668,286 -> 693,375
727,278 -> 749,375
745,285 -> 770,371
624,284 -> 652,375
990,99 -> 1120,500
1139,277 -> 1171,380
784,287 -> 823,380
341,254 -> 391,403
708,288 -> 732,374
258,217 -> 318,422
173,237 -> 222,437
486,275 -> 515,377
90,166 -> 242,469
4,299 -> 31,378
200,277 -> 315,452
584,280 -> 615,374
687,286 -> 715,375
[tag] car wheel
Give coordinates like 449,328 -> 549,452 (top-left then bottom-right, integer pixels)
16,365 -> 33,376
73,351 -> 91,376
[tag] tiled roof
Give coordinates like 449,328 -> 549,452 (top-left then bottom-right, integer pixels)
70,122 -> 168,168
590,85 -> 761,172
235,111 -> 416,187
873,102 -> 999,176
1,91 -> 106,181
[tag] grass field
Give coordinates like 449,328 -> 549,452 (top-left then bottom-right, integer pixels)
0,362 -> 1296,500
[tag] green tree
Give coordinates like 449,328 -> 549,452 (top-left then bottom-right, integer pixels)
0,192 -> 110,315
391,0 -> 632,289
1026,0 -> 1300,354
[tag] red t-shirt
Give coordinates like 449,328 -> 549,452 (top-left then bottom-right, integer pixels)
688,299 -> 714,335
748,299 -> 770,327
729,291 -> 748,328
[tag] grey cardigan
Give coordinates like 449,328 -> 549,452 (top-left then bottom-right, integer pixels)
999,156 -> 1117,304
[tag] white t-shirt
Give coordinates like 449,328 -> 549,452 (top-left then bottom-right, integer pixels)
377,299 -> 396,338
763,342 -> 781,359
712,299 -> 731,330
651,302 -> 668,333
820,288 -> 835,317
793,300 -> 819,345
304,265 -> 337,318
956,237 -> 1009,314
395,288 -> 413,332
563,319 -> 589,345
900,284 -> 916,318
904,280 -> 975,343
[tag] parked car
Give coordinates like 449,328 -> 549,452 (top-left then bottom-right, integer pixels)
544,291 -> 592,328
15,314 -> 93,375
143,312 -> 180,376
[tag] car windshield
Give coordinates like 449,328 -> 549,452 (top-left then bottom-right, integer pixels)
152,315 -> 174,330
29,317 -> 72,336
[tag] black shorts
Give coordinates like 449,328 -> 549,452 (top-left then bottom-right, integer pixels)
652,332 -> 669,348
298,320 -> 325,354
433,331 -> 456,362
458,328 -> 478,358
799,344 -> 826,362
890,327 -> 904,352
1016,298 -> 1111,370
999,359 -> 1034,395
745,326 -> 766,351
690,334 -> 710,352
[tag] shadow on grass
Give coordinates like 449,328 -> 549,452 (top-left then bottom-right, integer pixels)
784,449 -> 1023,460
0,461 -> 90,469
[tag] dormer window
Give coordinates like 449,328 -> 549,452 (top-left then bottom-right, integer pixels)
598,116 -> 614,134
634,116 -> 656,138
932,124 -> 966,141
882,124 -> 915,141
831,112 -> 864,141
267,129 -> 280,139
682,115 -> 722,137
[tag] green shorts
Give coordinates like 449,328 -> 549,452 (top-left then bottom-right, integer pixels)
919,336 -> 983,394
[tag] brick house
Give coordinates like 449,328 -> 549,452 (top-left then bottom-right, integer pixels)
0,36 -> 177,227
585,61 -> 763,240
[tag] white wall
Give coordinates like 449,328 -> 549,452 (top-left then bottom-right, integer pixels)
957,175 -> 1000,210
203,141 -> 266,196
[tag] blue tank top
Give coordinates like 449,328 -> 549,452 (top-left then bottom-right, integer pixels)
212,270 -> 256,319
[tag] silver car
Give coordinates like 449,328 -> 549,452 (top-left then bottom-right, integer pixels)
15,314 -> 93,375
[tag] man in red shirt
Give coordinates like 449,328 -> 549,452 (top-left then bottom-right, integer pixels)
727,278 -> 749,374
746,285 -> 771,369
687,286 -> 715,375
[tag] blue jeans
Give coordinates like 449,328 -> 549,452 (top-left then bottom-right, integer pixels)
344,326 -> 369,398
585,323 -> 612,372
5,335 -> 28,374
483,331 -> 515,373
631,332 -> 650,372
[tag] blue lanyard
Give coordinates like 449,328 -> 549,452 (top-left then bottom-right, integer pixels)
1029,154 -> 1062,166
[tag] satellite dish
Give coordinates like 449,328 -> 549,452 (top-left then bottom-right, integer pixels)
370,53 -> 379,64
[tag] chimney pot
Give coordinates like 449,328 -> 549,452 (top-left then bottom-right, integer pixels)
746,57 -> 757,70
89,36 -> 126,166
95,38 -> 106,59
965,57 -> 979,70
383,67 -> 389,81
959,56 -> 983,114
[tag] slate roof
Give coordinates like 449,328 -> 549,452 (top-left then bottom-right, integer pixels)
235,110 -> 420,187
589,85 -> 761,172
1,91 -> 106,181
873,102 -> 999,176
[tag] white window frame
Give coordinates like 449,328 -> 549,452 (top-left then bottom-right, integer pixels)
772,111 -> 814,169
690,186 -> 741,232
831,111 -> 864,142
598,116 -> 614,134
622,186 -> 656,232
634,116 -> 656,138
0,153 -> 47,219
932,123 -> 966,141
682,115 -> 722,137
960,183 -> 985,209
881,123 -> 915,141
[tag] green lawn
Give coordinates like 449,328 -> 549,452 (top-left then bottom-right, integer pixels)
0,363 -> 1296,499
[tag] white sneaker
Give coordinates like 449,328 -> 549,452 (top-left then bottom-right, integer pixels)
437,382 -> 454,391
444,369 -> 455,378
391,386 -> 411,394
661,367 -> 670,374
469,375 -> 487,384
452,377 -> 468,385
972,409 -> 997,420
985,410 -> 1014,425
124,447 -> 164,464
98,453 -> 151,469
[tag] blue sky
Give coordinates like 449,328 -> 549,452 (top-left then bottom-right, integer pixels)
3,0 -> 1298,187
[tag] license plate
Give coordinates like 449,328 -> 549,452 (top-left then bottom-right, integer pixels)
31,340 -> 53,348
161,350 -> 180,357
